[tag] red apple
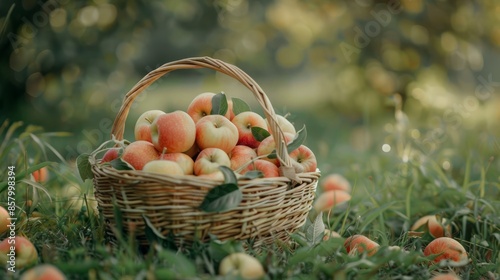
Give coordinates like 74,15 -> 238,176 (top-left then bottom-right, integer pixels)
344,235 -> 380,256
187,92 -> 231,123
424,237 -> 468,266
20,264 -> 66,280
243,159 -> 280,178
32,167 -> 48,183
219,252 -> 265,279
0,206 -> 11,235
143,160 -> 184,176
231,111 -> 268,148
313,190 -> 351,213
256,132 -> 295,166
289,145 -> 317,173
227,98 -> 235,120
267,114 -> 296,135
320,173 -> 352,193
410,215 -> 452,238
121,140 -> 160,170
0,236 -> 38,269
100,147 -> 121,163
196,115 -> 239,154
229,145 -> 257,173
194,148 -> 231,175
160,153 -> 195,175
134,110 -> 165,142
151,110 -> 196,153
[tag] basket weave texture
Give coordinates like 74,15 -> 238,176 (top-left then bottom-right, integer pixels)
90,57 -> 320,248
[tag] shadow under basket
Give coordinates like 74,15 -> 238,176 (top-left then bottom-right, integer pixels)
90,56 -> 320,250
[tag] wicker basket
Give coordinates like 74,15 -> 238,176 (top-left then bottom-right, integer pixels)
90,56 -> 320,249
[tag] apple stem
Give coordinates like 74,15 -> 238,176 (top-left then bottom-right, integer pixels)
160,147 -> 168,159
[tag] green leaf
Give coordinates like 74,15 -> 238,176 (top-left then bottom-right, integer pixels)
143,214 -> 169,246
231,97 -> 251,115
157,249 -> 197,277
199,183 -> 242,212
218,165 -> 237,185
76,153 -> 93,181
240,170 -> 263,180
109,158 -> 134,170
268,125 -> 307,159
251,127 -> 271,142
211,92 -> 229,116
305,211 -> 326,245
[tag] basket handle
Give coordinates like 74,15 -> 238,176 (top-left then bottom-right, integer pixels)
111,56 -> 299,181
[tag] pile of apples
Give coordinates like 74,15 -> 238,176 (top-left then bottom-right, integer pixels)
101,92 -> 317,178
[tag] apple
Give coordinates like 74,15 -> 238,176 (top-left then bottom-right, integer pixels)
143,160 -> 185,176
100,147 -> 121,163
134,110 -> 165,142
60,184 -> 98,215
160,153 -> 195,175
430,273 -> 461,280
231,111 -> 268,148
0,206 -> 11,235
195,115 -> 239,154
344,235 -> 380,256
194,148 -> 231,175
313,190 -> 351,213
289,145 -> 317,173
243,159 -> 280,178
151,110 -> 196,153
229,145 -> 257,173
121,140 -> 160,170
410,215 -> 452,238
323,229 -> 341,241
320,173 -> 352,193
183,142 -> 201,159
227,98 -> 235,120
32,167 -> 48,183
20,264 -> 66,280
0,236 -> 38,269
219,252 -> 265,279
423,237 -> 468,266
266,114 -> 296,135
256,132 -> 295,166
187,92 -> 231,123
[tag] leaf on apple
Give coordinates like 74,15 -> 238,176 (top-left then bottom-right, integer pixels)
251,127 -> 271,142
240,170 -> 264,180
268,125 -> 307,159
76,153 -> 93,181
200,166 -> 242,212
109,158 -> 134,170
231,97 -> 251,115
211,92 -> 229,116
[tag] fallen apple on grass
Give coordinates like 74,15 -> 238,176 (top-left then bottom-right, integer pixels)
423,237 -> 468,266
410,215 -> 452,238
32,167 -> 48,183
320,173 -> 352,193
219,252 -> 265,279
134,109 -> 165,142
0,206 -> 10,235
429,272 -> 461,280
344,234 -> 380,256
20,264 -> 66,280
151,110 -> 196,153
0,236 -> 38,269
313,190 -> 351,213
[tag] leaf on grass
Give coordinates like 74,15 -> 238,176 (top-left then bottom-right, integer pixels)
200,183 -> 242,213
76,153 -> 93,181
251,127 -> 271,142
231,97 -> 251,115
240,170 -> 263,180
305,211 -> 326,245
211,92 -> 229,116
109,158 -> 133,170
268,125 -> 307,159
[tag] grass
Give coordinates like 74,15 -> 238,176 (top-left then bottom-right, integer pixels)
0,102 -> 498,280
